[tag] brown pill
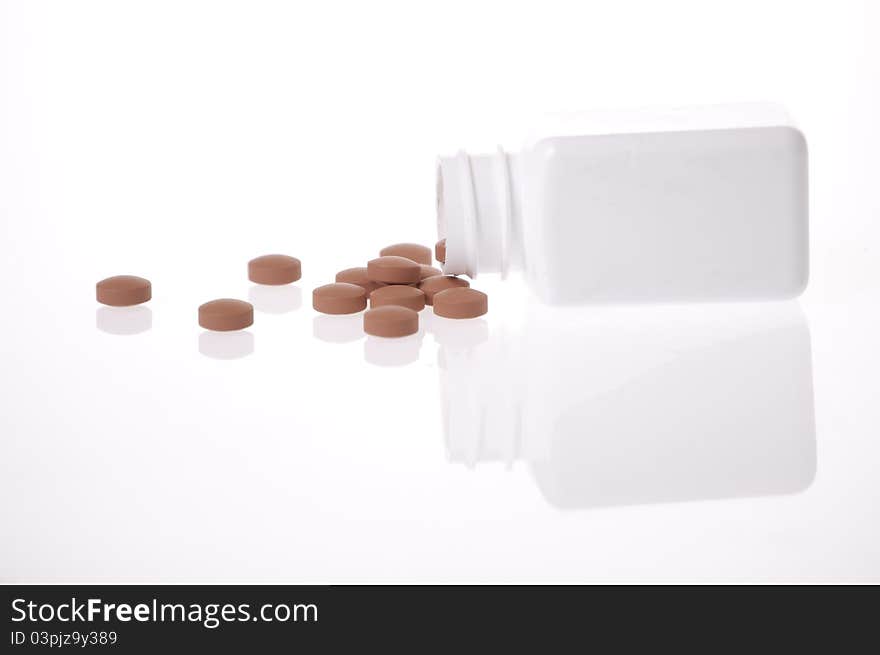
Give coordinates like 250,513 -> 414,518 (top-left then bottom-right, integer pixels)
433,287 -> 488,319
336,267 -> 386,296
363,305 -> 419,338
369,285 -> 426,311
435,238 -> 446,263
419,265 -> 442,280
248,254 -> 302,285
96,275 -> 152,306
312,282 -> 367,314
418,275 -> 470,305
198,299 -> 254,331
367,256 -> 421,284
379,243 -> 432,266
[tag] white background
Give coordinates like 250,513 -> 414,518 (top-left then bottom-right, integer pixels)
1,0 -> 878,582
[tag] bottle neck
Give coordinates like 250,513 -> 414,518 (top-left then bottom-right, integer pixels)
437,149 -> 523,279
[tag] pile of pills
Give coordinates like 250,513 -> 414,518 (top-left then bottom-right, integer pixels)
94,237 -> 487,341
318,240 -> 486,338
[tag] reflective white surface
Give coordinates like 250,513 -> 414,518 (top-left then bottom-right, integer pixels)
2,0 -> 879,583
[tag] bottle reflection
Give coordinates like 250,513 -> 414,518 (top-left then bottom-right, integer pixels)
440,302 -> 816,509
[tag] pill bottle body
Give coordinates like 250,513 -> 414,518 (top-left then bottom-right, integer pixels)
437,104 -> 809,304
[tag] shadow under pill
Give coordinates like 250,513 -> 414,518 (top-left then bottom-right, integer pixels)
96,306 -> 153,335
364,333 -> 423,367
199,330 -> 254,359
248,284 -> 302,314
313,314 -> 364,343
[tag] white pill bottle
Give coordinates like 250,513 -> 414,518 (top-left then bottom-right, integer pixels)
437,103 -> 808,304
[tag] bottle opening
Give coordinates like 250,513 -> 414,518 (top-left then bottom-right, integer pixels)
435,161 -> 445,245
436,153 -> 477,277
437,150 -> 520,279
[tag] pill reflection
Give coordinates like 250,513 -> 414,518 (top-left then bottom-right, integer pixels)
312,314 -> 364,344
427,314 -> 489,351
198,330 -> 254,359
364,333 -> 423,366
248,285 -> 302,314
96,306 -> 153,335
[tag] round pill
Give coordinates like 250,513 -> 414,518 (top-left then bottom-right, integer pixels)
419,265 -> 442,280
336,267 -> 386,296
417,274 -> 470,305
312,282 -> 367,314
248,254 -> 302,285
363,305 -> 419,338
379,243 -> 432,266
435,238 -> 446,263
433,287 -> 488,319
96,275 -> 152,306
367,256 -> 421,284
369,285 -> 426,311
198,299 -> 254,331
